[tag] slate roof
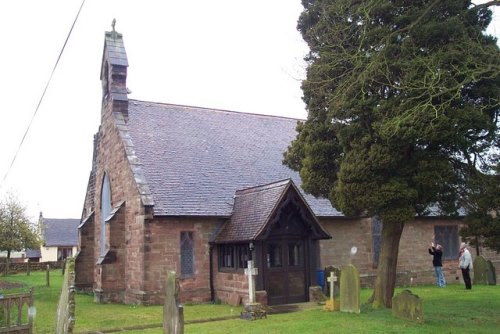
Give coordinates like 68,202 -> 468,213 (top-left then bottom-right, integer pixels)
26,249 -> 41,258
215,179 -> 290,243
214,179 -> 331,243
43,218 -> 79,247
125,100 -> 343,217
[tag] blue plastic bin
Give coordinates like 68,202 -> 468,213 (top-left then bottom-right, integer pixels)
316,269 -> 325,290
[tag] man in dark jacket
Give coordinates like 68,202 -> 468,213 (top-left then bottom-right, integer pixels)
429,243 -> 446,287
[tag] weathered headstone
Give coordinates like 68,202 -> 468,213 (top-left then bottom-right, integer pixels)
487,260 -> 497,285
163,271 -> 184,334
55,257 -> 76,334
339,264 -> 360,314
473,255 -> 489,285
392,290 -> 424,323
228,293 -> 241,306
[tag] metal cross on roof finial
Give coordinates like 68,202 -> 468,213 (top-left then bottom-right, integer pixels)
111,18 -> 117,39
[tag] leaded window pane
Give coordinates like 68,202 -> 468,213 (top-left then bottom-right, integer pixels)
434,225 -> 459,260
237,245 -> 249,269
288,242 -> 303,266
267,243 -> 282,268
100,173 -> 112,257
180,231 -> 194,276
372,216 -> 382,268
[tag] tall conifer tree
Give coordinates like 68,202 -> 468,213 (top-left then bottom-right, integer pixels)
285,0 -> 499,307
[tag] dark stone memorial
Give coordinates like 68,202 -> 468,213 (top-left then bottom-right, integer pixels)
392,290 -> 424,323
472,256 -> 496,285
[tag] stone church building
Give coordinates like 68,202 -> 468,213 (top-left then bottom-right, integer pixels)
75,30 -> 499,306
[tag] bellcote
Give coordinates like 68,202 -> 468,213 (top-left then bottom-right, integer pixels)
100,26 -> 129,107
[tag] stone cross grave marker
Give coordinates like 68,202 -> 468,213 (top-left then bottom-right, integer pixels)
244,260 -> 258,304
241,260 -> 266,320
323,271 -> 338,311
327,271 -> 337,304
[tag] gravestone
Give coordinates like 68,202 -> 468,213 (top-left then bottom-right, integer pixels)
392,290 -> 424,323
55,257 -> 76,334
240,260 -> 266,320
473,255 -> 489,285
228,293 -> 242,306
324,266 -> 340,297
163,271 -> 184,334
339,264 -> 360,314
324,271 -> 339,311
245,260 -> 258,304
487,260 -> 496,285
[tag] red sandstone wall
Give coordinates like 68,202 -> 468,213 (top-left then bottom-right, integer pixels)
212,247 -> 249,305
74,214 -> 95,290
319,217 -> 500,287
141,217 -> 223,305
88,97 -> 148,302
319,217 -> 373,274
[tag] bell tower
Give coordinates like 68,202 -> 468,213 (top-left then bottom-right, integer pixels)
100,19 -> 129,120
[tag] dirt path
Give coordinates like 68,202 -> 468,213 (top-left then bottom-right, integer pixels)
0,280 -> 24,290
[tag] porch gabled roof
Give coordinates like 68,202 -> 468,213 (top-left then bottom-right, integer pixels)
214,179 -> 331,243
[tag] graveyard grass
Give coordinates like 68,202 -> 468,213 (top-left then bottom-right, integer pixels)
1,270 -> 500,333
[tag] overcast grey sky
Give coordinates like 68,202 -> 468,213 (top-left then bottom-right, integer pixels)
0,1 -> 498,222
0,0 -> 309,220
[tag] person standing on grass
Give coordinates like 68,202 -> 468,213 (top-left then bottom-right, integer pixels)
459,242 -> 473,290
429,242 -> 446,287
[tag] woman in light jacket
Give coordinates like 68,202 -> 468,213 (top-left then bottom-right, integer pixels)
459,242 -> 473,289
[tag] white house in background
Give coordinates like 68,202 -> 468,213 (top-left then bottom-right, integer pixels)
0,250 -> 27,263
27,214 -> 79,262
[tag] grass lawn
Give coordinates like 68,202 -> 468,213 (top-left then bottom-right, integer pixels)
1,270 -> 500,333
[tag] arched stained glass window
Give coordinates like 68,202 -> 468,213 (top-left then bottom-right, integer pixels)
100,173 -> 112,257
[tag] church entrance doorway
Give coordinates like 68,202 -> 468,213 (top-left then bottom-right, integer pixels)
264,237 -> 308,305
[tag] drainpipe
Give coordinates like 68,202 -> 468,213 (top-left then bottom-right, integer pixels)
209,244 -> 215,301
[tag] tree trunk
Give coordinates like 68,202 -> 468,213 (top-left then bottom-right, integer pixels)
5,250 -> 11,276
370,221 -> 405,308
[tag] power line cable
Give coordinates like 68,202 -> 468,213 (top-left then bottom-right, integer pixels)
0,0 -> 87,190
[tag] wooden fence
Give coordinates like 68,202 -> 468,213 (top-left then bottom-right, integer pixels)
0,289 -> 33,334
0,261 -> 63,275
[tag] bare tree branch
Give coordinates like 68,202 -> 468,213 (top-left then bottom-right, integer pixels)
471,0 -> 500,11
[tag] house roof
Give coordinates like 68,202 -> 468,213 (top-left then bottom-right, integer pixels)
43,218 -> 79,247
214,179 -> 331,243
124,100 -> 343,217
26,249 -> 41,258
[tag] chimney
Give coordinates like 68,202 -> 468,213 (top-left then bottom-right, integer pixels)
100,20 -> 129,120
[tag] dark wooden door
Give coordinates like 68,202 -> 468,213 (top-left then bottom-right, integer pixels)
264,238 -> 307,305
